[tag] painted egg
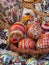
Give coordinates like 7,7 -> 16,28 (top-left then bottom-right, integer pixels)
3,55 -> 12,64
10,22 -> 26,33
19,56 -> 26,65
38,60 -> 49,65
18,38 -> 35,49
27,22 -> 41,39
37,32 -> 49,48
9,22 -> 26,43
12,56 -> 20,63
0,63 -> 3,65
42,21 -> 49,31
26,58 -> 37,65
19,56 -> 25,62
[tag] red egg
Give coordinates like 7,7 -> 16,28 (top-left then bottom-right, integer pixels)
18,38 -> 35,49
27,22 -> 41,39
10,22 -> 26,34
9,22 -> 26,43
37,32 -> 49,48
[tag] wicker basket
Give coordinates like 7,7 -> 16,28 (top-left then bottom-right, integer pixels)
0,12 -> 11,30
9,43 -> 49,60
8,2 -> 49,60
23,0 -> 42,3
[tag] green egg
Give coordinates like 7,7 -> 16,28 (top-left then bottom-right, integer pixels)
26,58 -> 37,65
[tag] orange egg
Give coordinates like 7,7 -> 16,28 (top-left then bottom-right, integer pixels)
10,22 -> 26,34
18,38 -> 35,49
9,22 -> 26,43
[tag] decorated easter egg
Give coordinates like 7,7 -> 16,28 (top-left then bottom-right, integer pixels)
9,30 -> 24,43
26,58 -> 37,65
19,56 -> 25,62
3,54 -> 12,64
42,21 -> 49,31
38,60 -> 49,65
37,32 -> 49,48
10,22 -> 26,34
27,22 -> 41,39
12,56 -> 20,63
0,63 -> 3,65
9,22 -> 26,43
19,56 -> 26,65
18,38 -> 35,49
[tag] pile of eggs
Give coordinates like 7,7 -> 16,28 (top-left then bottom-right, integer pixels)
1,52 -> 49,65
0,53 -> 26,65
8,21 -> 49,50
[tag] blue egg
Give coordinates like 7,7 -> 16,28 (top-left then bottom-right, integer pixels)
3,55 -> 11,64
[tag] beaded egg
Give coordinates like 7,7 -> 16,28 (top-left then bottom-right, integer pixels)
27,22 -> 41,39
9,22 -> 26,43
18,38 -> 35,49
37,32 -> 49,49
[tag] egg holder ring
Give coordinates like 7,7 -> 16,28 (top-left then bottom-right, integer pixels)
8,2 -> 49,60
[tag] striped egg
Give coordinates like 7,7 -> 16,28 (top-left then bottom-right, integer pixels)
18,38 -> 35,49
37,32 -> 49,48
27,22 -> 41,39
9,22 -> 26,43
10,22 -> 26,34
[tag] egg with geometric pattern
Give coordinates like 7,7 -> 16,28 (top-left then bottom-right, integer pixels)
27,22 -> 41,39
37,32 -> 49,49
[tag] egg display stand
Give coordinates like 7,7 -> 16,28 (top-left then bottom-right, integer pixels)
8,2 -> 49,60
